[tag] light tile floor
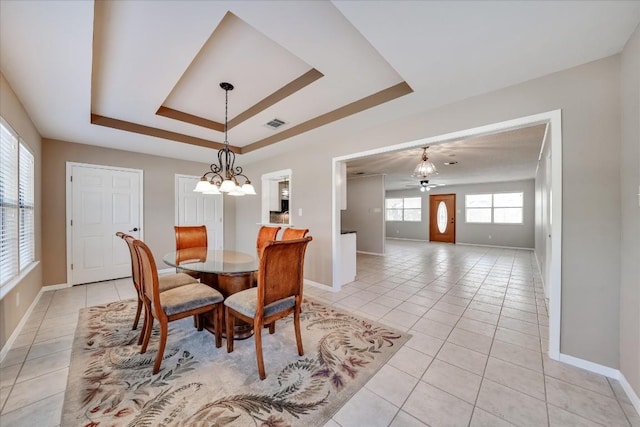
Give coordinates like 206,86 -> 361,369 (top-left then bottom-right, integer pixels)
1,240 -> 638,426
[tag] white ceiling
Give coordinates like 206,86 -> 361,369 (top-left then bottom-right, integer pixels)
1,1 -> 639,176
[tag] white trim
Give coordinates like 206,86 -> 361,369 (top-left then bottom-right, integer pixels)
0,284 -> 46,362
66,162 -> 144,286
0,261 -> 39,300
556,353 -> 640,413
386,237 -> 428,242
42,283 -> 71,291
558,352 -> 620,379
456,243 -> 534,251
304,278 -> 336,292
547,109 -> 562,361
619,372 -> 640,416
331,109 -> 563,363
356,250 -> 384,256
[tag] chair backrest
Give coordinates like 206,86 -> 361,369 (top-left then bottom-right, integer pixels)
281,228 -> 309,240
175,246 -> 207,265
132,239 -> 163,315
116,232 -> 140,289
256,226 -> 281,258
120,234 -> 141,290
174,225 -> 207,250
257,236 -> 312,309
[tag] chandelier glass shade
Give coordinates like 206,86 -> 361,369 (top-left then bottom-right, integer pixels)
193,82 -> 256,196
411,147 -> 438,179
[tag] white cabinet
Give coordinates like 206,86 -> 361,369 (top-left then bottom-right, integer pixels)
339,232 -> 356,285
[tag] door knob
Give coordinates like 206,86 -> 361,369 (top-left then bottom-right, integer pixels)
129,227 -> 139,232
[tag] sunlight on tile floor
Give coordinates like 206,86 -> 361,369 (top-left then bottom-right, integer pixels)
1,240 -> 638,426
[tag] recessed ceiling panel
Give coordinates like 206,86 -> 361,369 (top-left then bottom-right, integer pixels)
162,12 -> 314,123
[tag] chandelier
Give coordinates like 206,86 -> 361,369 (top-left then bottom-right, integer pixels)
411,146 -> 438,179
193,82 -> 256,196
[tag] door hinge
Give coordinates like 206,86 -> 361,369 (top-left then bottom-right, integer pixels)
70,175 -> 73,182
70,219 -> 73,226
71,263 -> 74,270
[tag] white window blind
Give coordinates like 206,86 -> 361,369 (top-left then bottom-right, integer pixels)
19,144 -> 34,269
1,117 -> 35,291
1,119 -> 19,286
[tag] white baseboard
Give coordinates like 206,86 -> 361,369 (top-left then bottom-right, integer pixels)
619,371 -> 640,416
304,279 -> 336,292
1,286 -> 46,362
356,250 -> 384,256
385,237 -> 428,242
558,352 -> 620,379
43,283 -> 71,291
457,242 -> 534,251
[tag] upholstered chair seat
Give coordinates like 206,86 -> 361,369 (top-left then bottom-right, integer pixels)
225,288 -> 295,318
158,283 -> 223,316
158,273 -> 197,292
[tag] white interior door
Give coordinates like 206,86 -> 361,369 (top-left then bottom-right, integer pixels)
68,163 -> 143,285
176,175 -> 223,250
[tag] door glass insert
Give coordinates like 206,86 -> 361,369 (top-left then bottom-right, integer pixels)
437,201 -> 448,234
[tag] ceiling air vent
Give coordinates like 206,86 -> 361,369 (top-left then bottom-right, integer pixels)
264,118 -> 287,130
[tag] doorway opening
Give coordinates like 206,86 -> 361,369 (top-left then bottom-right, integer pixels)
332,110 -> 562,360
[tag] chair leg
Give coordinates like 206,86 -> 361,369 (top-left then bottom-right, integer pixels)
132,296 -> 143,330
214,305 -> 222,349
268,322 -> 275,334
140,310 -> 153,353
225,308 -> 235,353
137,302 -> 149,346
294,307 -> 304,356
153,320 -> 168,374
254,318 -> 266,380
196,314 -> 204,331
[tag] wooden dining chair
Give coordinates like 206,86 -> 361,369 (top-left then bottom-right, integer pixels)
133,238 -> 225,374
281,228 -> 309,240
225,236 -> 312,380
118,233 -> 198,344
256,225 -> 281,259
174,225 -> 207,278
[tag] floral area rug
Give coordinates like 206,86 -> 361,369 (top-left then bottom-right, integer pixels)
61,298 -> 409,426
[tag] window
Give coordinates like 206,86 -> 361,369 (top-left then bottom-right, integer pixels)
1,117 -> 35,292
385,197 -> 421,222
465,192 -> 523,224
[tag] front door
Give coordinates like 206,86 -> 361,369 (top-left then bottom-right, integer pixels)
69,163 -> 143,285
429,194 -> 456,243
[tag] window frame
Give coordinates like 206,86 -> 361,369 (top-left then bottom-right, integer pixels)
385,197 -> 422,222
464,192 -> 524,224
1,116 -> 37,299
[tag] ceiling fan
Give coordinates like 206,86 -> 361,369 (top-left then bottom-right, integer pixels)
406,179 -> 446,192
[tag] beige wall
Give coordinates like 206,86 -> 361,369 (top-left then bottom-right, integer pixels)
0,73 -> 42,349
41,139 -> 236,286
341,175 -> 385,254
235,55 -> 624,368
619,24 -> 640,398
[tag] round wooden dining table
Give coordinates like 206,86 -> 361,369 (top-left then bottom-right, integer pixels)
163,248 -> 258,339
